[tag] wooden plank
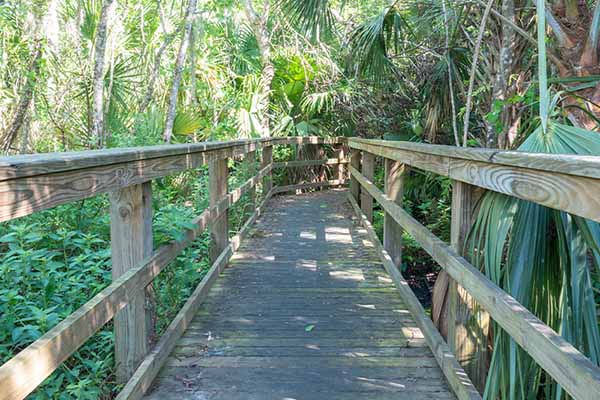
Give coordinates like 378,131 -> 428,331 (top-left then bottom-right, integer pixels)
261,145 -> 273,194
348,137 -> 600,179
110,182 -> 154,383
272,159 -> 349,168
0,137 -> 345,182
350,166 -> 600,400
383,159 -> 406,268
447,181 -> 489,392
347,193 -> 481,400
0,167 -> 270,400
246,151 -> 257,207
350,149 -> 361,202
360,152 -> 375,222
348,139 -> 600,222
335,145 -> 346,184
272,180 -> 344,194
116,190 -> 274,400
209,158 -> 228,262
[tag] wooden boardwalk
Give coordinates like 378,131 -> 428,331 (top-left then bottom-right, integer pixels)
144,190 -> 455,399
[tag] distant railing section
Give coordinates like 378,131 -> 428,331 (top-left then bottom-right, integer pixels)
0,136 -> 346,400
348,137 -> 600,400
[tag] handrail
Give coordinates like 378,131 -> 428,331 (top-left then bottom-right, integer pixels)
0,136 -> 345,222
0,136 -> 346,400
348,138 -> 600,400
349,138 -> 600,222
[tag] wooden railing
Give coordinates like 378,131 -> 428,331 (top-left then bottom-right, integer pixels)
0,136 -> 346,400
347,137 -> 600,400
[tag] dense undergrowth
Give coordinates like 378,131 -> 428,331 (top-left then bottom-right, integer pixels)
0,155 -> 263,399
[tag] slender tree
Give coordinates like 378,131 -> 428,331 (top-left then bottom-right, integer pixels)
91,0 -> 116,148
163,0 -> 198,143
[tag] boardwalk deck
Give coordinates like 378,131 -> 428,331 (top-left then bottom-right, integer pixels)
144,190 -> 455,399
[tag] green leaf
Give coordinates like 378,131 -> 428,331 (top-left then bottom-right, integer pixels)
305,324 -> 315,332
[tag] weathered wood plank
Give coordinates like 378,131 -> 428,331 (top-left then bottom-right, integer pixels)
383,159 -> 406,268
272,159 -> 349,168
272,180 -> 344,194
0,167 -> 270,400
350,165 -> 600,400
350,149 -> 361,202
348,139 -> 600,222
349,138 -> 600,179
361,152 -> 375,221
261,145 -> 273,194
447,181 -> 489,392
111,182 -> 154,383
209,158 -> 229,262
347,193 -> 480,400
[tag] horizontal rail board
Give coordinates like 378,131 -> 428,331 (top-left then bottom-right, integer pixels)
0,137 -> 344,222
117,190 -> 273,400
349,139 -> 600,222
348,138 -> 600,179
0,165 -> 271,400
272,180 -> 344,194
346,193 -> 480,400
350,166 -> 600,400
273,159 -> 349,168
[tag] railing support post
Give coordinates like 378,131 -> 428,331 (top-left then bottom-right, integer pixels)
261,145 -> 273,194
246,150 -> 257,206
350,149 -> 361,203
360,152 -> 375,222
335,145 -> 346,186
384,159 -> 406,268
209,158 -> 229,262
447,180 -> 489,392
110,182 -> 154,383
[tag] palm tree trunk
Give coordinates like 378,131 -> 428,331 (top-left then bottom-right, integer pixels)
163,0 -> 198,143
91,0 -> 116,148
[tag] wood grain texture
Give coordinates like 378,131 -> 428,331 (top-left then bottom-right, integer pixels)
347,193 -> 480,400
350,149 -> 361,203
271,180 -> 344,194
348,138 -> 600,179
261,145 -> 273,194
348,139 -> 600,222
209,159 -> 228,263
361,152 -> 375,222
383,159 -> 406,268
350,166 -> 600,400
142,190 -> 456,400
116,190 -> 274,400
447,181 -> 489,392
111,183 -> 154,383
0,137 -> 345,223
0,167 -> 270,400
272,158 -> 349,168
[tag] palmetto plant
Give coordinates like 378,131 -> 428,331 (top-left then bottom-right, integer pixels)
467,1 -> 600,398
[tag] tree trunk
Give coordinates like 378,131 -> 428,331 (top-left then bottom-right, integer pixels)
91,0 -> 116,148
243,0 -> 273,137
163,0 -> 198,143
1,42 -> 42,153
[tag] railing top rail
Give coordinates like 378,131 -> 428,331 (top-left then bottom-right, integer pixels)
349,138 -> 600,179
0,136 -> 344,182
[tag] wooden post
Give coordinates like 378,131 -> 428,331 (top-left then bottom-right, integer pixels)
209,158 -> 229,262
335,145 -> 346,185
360,152 -> 375,222
261,145 -> 273,194
384,159 -> 406,268
447,180 -> 489,392
350,149 -> 361,202
110,182 -> 153,383
246,150 -> 257,206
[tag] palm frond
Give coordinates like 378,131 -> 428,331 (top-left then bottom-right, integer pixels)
277,0 -> 334,41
